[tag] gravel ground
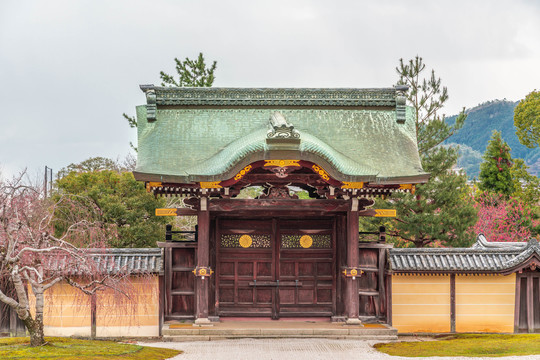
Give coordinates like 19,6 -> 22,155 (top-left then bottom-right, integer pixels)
138,338 -> 540,360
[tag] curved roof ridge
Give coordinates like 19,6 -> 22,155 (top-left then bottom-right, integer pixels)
471,234 -> 528,249
390,247 -> 522,254
500,238 -> 540,270
184,128 -> 380,181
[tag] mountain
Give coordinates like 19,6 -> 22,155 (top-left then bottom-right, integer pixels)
445,100 -> 540,178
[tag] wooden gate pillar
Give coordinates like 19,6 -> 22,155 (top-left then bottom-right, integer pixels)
344,207 -> 361,324
195,198 -> 211,324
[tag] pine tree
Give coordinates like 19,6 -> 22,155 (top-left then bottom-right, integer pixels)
478,130 -> 515,196
159,53 -> 216,87
392,147 -> 477,248
362,56 -> 477,248
123,53 -> 217,150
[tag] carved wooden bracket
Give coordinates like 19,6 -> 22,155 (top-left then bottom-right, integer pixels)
259,186 -> 299,199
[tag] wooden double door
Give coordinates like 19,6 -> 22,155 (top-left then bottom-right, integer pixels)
216,218 -> 336,319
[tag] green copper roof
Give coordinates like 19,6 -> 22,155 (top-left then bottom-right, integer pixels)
133,87 -> 428,184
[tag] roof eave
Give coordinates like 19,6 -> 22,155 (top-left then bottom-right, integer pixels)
133,170 -> 429,186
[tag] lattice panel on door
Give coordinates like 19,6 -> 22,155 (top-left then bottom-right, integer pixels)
220,234 -> 271,248
280,234 -> 331,249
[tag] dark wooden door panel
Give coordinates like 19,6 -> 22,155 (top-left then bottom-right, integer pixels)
218,249 -> 274,316
217,218 -> 274,317
532,276 -> 540,332
278,220 -> 335,317
217,217 -> 336,318
165,245 -> 197,320
517,272 -> 540,333
518,277 -> 528,332
357,245 -> 390,320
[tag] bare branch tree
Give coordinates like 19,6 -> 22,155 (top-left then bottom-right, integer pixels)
0,171 -> 140,345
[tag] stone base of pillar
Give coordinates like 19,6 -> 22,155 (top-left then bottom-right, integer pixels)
345,318 -> 362,325
194,318 -> 213,326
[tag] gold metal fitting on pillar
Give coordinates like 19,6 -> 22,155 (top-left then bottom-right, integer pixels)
192,266 -> 214,280
342,267 -> 363,280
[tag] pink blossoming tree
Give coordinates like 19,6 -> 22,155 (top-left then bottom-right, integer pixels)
473,192 -> 538,242
0,172 -> 135,346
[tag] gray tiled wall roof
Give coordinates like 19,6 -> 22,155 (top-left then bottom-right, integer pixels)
389,235 -> 540,273
89,248 -> 163,274
46,248 -> 163,275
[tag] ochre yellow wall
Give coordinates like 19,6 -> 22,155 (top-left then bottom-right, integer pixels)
455,274 -> 515,333
34,282 -> 91,329
392,274 -> 451,333
30,276 -> 160,337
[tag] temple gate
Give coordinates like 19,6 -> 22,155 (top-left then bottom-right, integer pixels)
133,86 -> 428,324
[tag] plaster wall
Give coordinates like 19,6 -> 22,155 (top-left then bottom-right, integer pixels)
31,276 -> 160,337
392,274 -> 451,333
455,274 -> 515,333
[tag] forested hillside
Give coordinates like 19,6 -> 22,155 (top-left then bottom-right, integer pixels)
445,100 -> 540,177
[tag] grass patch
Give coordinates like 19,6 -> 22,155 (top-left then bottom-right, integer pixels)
374,334 -> 540,357
0,337 -> 180,360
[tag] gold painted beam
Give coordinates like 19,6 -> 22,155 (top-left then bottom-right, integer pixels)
341,182 -> 364,189
155,208 -> 198,216
374,209 -> 396,217
264,159 -> 300,167
200,181 -> 222,189
358,209 -> 397,217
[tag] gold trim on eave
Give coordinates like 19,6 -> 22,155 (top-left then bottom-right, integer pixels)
146,181 -> 162,192
200,181 -> 222,189
234,164 -> 253,181
311,164 -> 330,181
156,208 -> 177,216
264,160 -> 301,167
341,182 -> 364,189
374,209 -> 396,217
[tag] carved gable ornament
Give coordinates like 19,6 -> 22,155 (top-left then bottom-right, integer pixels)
266,112 -> 300,150
267,112 -> 300,139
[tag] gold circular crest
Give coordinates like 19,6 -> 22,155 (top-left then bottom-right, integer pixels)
299,235 -> 313,248
351,269 -> 358,276
239,235 -> 253,248
200,268 -> 207,275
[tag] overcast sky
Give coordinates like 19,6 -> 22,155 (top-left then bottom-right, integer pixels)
1,0 -> 539,179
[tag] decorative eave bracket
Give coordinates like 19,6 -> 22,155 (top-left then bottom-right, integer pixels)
395,85 -> 408,124
141,84 -> 157,122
